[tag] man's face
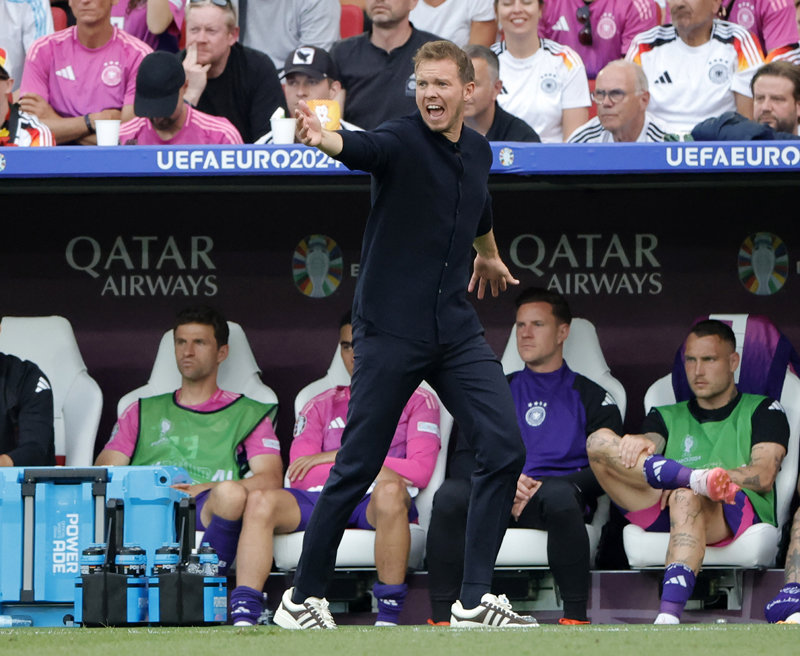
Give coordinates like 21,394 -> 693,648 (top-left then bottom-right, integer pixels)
339,323 -> 355,377
415,58 -> 474,141
595,65 -> 648,138
464,57 -> 500,118
754,75 -> 800,134
174,322 -> 228,383
515,302 -> 568,372
366,0 -> 417,28
186,5 -> 237,67
284,73 -> 335,117
668,0 -> 720,36
68,0 -> 117,26
684,333 -> 739,408
496,0 -> 541,38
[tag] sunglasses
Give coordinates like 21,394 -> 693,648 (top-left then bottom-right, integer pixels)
576,0 -> 592,47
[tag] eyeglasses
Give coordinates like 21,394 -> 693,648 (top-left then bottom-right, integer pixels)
576,0 -> 592,46
591,88 -> 628,104
189,0 -> 232,6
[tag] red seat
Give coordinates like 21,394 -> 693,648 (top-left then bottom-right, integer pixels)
340,3 -> 364,39
51,6 -> 68,31
587,78 -> 597,119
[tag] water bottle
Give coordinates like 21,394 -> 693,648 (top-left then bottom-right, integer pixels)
80,544 -> 107,575
0,615 -> 33,627
153,544 -> 181,575
197,543 -> 219,576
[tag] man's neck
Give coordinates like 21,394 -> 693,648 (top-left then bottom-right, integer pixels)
178,378 -> 219,406
696,385 -> 738,411
678,21 -> 713,47
611,114 -> 645,143
525,355 -> 564,374
465,103 -> 496,137
77,21 -> 115,49
370,21 -> 413,52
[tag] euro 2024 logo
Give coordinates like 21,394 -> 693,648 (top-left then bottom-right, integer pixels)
738,232 -> 788,296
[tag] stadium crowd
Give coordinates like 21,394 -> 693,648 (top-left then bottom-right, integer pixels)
3,0 -> 800,145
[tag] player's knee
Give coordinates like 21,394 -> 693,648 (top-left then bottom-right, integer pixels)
430,479 -> 470,520
668,487 -> 701,516
586,428 -> 616,461
242,489 -> 282,526
536,478 -> 582,515
209,480 -> 248,514
371,479 -> 409,519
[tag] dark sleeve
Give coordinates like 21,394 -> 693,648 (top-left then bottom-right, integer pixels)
476,191 -> 493,237
4,362 -> 55,466
640,406 -> 669,442
573,375 -> 623,435
336,123 -> 401,173
750,397 -> 790,451
246,49 -> 287,144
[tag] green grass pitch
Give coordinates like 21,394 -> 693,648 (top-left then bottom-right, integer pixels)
1,624 -> 798,656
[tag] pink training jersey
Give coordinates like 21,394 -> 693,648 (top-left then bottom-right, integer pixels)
111,0 -> 184,52
539,0 -> 659,78
726,0 -> 800,59
119,104 -> 244,145
290,385 -> 441,491
103,388 -> 281,460
20,26 -> 151,118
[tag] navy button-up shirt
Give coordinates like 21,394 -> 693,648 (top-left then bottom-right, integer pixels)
337,112 -> 494,344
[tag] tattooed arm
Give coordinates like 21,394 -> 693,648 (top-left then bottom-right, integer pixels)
727,442 -> 786,494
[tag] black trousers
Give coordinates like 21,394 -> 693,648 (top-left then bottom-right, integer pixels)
292,322 -> 525,603
426,469 -> 601,619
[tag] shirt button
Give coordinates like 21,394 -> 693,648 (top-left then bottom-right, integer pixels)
438,289 -> 442,294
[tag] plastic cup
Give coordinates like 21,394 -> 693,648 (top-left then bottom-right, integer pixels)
95,119 -> 121,146
271,117 -> 297,145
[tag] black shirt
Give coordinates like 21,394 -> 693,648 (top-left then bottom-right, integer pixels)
337,113 -> 493,344
330,25 -> 441,130
0,352 -> 55,466
486,103 -> 541,143
188,43 -> 287,143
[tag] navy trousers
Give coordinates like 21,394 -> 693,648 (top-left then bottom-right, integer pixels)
292,321 -> 525,604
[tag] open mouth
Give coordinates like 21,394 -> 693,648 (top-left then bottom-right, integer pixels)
426,104 -> 445,119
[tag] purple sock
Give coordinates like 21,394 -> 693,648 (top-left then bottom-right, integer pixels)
229,585 -> 263,625
202,516 -> 242,574
765,583 -> 800,623
373,582 -> 408,624
643,455 -> 692,490
660,563 -> 696,619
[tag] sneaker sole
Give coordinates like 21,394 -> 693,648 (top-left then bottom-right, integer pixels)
450,619 -> 540,628
233,620 -> 257,627
273,607 -> 306,630
706,468 -> 740,504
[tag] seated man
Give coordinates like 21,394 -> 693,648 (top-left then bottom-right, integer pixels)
626,0 -> 764,134
463,45 -> 540,142
587,319 -> 789,624
0,317 -> 55,466
120,51 -> 243,145
765,477 -> 800,623
181,0 -> 286,143
426,288 -> 622,625
1,46 -> 53,146
725,0 -> 800,63
229,311 -> 441,626
95,305 -> 282,573
19,0 -> 151,145
568,60 -> 672,142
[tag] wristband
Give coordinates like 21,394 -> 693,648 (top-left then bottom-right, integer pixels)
84,114 -> 95,134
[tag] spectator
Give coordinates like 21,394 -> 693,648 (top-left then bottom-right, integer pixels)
18,0 -> 151,145
0,317 -> 55,467
95,305 -> 283,574
256,45 -> 359,143
0,46 -> 54,145
228,312 -> 441,626
539,0 -> 659,79
691,60 -> 800,138
463,44 -> 540,140
0,0 -> 53,92
587,320 -> 788,624
626,0 -> 764,134
237,0 -> 341,70
493,0 -> 590,142
723,0 -> 800,63
410,0 -> 497,47
181,0 -> 286,143
330,0 -> 440,130
119,51 -> 243,144
111,0 -> 185,53
568,59 -> 672,141
426,288 -> 622,625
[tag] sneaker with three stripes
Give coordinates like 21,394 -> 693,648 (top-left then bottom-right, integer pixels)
273,587 -> 337,630
450,593 -> 539,628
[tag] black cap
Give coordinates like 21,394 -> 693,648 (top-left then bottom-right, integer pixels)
281,46 -> 339,81
134,51 -> 186,118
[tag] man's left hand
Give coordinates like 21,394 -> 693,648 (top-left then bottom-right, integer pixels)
468,252 -> 520,299
172,482 -> 213,497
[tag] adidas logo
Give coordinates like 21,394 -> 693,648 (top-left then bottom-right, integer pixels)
35,377 -> 51,393
327,417 -> 345,430
601,392 -> 617,407
552,15 -> 570,31
654,71 -> 673,84
768,401 -> 786,413
379,599 -> 399,607
56,65 -> 76,81
651,459 -> 664,481
666,575 -> 688,587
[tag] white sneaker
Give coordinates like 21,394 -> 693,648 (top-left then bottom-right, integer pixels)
654,613 -> 680,624
273,587 -> 337,630
450,593 -> 539,628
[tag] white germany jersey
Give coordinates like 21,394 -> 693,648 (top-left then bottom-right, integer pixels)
567,113 -> 671,142
626,20 -> 764,133
493,38 -> 590,143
